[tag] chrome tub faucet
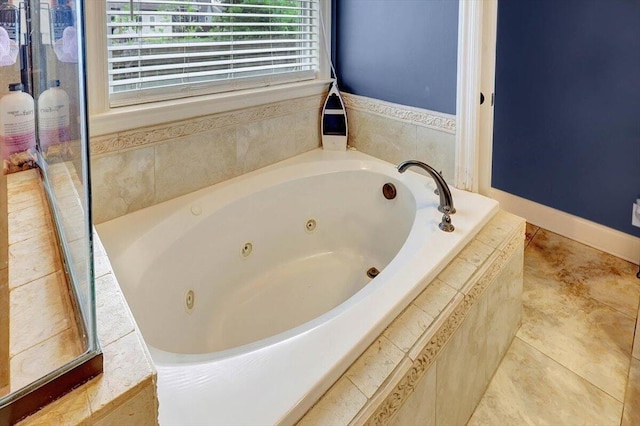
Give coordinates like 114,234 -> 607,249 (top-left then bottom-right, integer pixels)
397,160 -> 455,232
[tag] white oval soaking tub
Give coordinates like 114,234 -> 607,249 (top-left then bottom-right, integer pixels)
97,149 -> 499,425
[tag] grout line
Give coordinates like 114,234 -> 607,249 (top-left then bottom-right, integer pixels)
516,335 -> 627,406
524,223 -> 540,250
621,361 -> 632,425
9,325 -> 81,367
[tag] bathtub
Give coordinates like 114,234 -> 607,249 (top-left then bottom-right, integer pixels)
97,148 -> 499,425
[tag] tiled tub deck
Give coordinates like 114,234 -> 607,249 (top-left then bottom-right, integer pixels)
298,211 -> 525,426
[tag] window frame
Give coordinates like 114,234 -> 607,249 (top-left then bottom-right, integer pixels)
86,0 -> 332,137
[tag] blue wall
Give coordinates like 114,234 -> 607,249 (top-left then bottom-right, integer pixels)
492,0 -> 640,237
334,0 -> 458,115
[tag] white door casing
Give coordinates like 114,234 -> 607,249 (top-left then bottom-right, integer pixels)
454,0 -> 482,192
455,0 -> 497,194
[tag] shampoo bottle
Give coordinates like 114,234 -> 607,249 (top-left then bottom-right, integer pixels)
38,80 -> 70,154
0,83 -> 36,171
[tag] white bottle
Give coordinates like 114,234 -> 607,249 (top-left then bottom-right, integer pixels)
38,80 -> 70,153
0,83 -> 36,162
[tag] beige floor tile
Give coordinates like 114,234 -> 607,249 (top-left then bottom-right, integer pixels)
471,228 -> 638,425
622,357 -> 640,426
517,256 -> 635,401
6,168 -> 38,185
7,204 -> 49,245
6,172 -> 43,213
8,231 -> 60,290
0,267 -> 8,394
469,338 -> 622,426
517,230 -> 637,401
10,328 -> 83,391
526,229 -> 640,318
10,272 -> 73,356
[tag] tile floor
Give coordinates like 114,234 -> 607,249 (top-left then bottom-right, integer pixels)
469,224 -> 640,425
5,170 -> 83,394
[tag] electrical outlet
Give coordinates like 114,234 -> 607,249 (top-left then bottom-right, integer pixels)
633,200 -> 640,228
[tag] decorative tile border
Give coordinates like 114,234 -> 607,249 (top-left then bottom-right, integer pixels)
342,93 -> 457,134
367,222 -> 523,425
91,95 -> 324,156
362,220 -> 524,425
297,211 -> 525,426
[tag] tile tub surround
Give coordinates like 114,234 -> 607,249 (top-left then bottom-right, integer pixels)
3,170 -> 158,424
298,210 -> 525,425
342,93 -> 456,183
90,95 -> 323,224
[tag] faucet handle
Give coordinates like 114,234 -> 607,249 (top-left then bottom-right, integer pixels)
439,212 -> 455,232
438,204 -> 456,215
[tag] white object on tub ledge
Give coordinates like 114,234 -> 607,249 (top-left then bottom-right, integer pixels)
321,82 -> 348,150
97,149 -> 499,426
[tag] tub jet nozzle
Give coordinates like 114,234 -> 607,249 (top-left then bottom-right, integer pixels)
367,267 -> 380,279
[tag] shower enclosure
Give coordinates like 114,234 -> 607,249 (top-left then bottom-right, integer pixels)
0,0 -> 101,423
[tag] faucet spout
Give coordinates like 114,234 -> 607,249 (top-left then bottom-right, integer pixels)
397,160 -> 456,231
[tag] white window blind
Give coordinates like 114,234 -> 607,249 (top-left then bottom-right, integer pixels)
105,0 -> 319,106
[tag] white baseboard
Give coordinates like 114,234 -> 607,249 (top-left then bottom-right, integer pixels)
489,188 -> 640,264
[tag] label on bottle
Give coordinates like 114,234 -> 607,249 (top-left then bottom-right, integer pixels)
52,5 -> 74,42
39,103 -> 70,147
1,109 -> 35,159
1,132 -> 35,154
0,7 -> 18,40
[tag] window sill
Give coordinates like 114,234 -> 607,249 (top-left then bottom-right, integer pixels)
89,79 -> 333,137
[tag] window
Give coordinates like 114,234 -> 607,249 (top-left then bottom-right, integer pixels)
104,0 -> 321,107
